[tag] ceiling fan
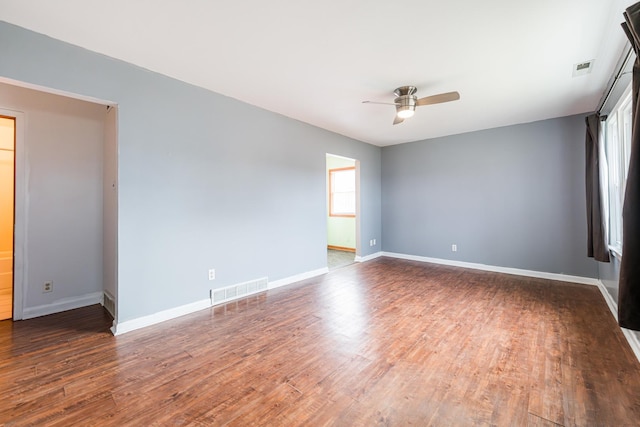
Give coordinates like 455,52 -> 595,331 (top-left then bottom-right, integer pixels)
362,86 -> 460,125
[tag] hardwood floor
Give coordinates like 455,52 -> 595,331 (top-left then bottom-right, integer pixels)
1,258 -> 639,426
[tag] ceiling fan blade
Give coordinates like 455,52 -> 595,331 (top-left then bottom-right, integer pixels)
393,115 -> 404,125
415,91 -> 460,106
362,100 -> 399,106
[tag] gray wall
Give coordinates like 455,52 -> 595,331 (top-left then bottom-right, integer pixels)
382,115 -> 598,278
0,21 -> 382,323
0,82 -> 105,308
103,107 -> 118,305
600,257 -> 622,304
599,259 -> 640,342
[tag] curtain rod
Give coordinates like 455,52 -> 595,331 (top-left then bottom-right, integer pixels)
597,45 -> 634,114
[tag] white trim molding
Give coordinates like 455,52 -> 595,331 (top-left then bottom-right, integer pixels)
596,281 -> 640,363
268,267 -> 328,290
111,298 -> 211,336
22,291 -> 103,320
0,76 -> 117,107
381,252 -> 600,286
355,251 -> 383,263
112,267 -> 330,335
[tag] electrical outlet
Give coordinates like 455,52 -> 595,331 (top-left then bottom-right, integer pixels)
451,244 -> 457,252
373,239 -> 376,245
43,281 -> 53,293
208,269 -> 215,281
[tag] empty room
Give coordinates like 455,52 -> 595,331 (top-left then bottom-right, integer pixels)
1,0 -> 640,425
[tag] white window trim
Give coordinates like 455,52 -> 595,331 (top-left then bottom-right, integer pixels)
329,167 -> 356,217
609,245 -> 623,260
604,83 -> 633,258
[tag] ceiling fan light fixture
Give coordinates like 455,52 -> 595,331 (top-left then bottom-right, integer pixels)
396,106 -> 415,118
395,94 -> 416,119
362,86 -> 460,125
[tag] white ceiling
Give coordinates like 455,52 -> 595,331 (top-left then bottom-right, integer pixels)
0,0 -> 636,146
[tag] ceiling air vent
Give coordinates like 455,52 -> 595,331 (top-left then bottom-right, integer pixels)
573,60 -> 594,77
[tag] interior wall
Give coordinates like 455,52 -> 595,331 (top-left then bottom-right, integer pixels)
326,155 -> 356,250
382,114 -> 598,278
0,21 -> 382,324
600,257 -> 622,304
103,106 -> 117,309
0,82 -> 105,312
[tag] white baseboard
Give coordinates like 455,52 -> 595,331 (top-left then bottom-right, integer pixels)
268,267 -> 328,290
381,252 -> 600,286
112,267 -> 330,335
355,251 -> 383,263
597,281 -> 620,322
111,298 -> 211,336
596,281 -> 640,363
22,291 -> 103,320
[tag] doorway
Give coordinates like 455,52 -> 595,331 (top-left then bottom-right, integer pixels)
326,154 -> 358,270
0,116 -> 15,320
0,82 -> 115,323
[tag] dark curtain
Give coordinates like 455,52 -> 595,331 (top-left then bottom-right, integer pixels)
585,114 -> 610,263
620,3 -> 640,331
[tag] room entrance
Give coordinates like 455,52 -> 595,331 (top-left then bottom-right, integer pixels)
326,154 -> 358,270
0,116 -> 15,320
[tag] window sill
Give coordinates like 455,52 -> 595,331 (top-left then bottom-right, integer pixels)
609,245 -> 623,261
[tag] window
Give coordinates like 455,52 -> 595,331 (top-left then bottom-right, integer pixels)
329,167 -> 355,217
604,86 -> 633,255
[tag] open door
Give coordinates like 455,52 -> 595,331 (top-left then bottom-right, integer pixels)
0,116 -> 15,320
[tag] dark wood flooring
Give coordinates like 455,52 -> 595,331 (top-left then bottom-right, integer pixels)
1,258 -> 639,426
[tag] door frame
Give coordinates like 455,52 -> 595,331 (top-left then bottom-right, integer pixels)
0,108 -> 25,320
326,153 -> 360,258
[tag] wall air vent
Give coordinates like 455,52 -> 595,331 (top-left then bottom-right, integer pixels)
211,277 -> 269,306
573,60 -> 594,77
102,292 -> 116,318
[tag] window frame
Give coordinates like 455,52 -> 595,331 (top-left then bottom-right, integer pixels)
604,84 -> 633,257
329,166 -> 356,218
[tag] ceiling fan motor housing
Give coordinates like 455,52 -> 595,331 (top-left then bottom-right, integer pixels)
394,86 -> 417,117
394,95 -> 417,109
394,86 -> 417,97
